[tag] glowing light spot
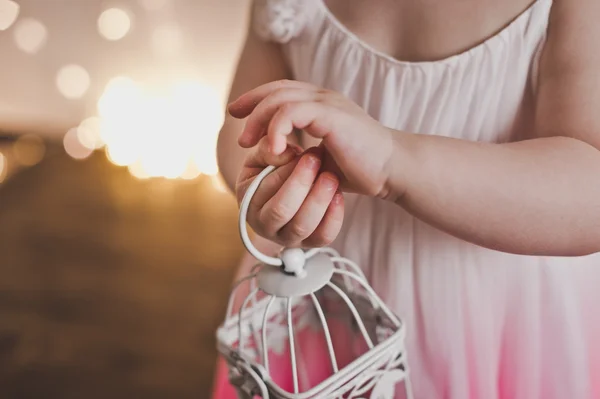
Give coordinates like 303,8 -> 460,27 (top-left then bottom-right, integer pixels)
0,0 -> 19,31
97,77 -> 224,180
13,134 -> 45,166
105,144 -> 137,167
13,18 -> 47,54
0,152 -> 6,183
77,117 -> 104,150
97,76 -> 140,119
138,146 -> 188,179
64,128 -> 93,160
56,64 -> 90,99
194,152 -> 219,176
97,8 -> 131,41
128,161 -> 149,179
139,0 -> 169,10
151,25 -> 183,56
180,162 -> 201,180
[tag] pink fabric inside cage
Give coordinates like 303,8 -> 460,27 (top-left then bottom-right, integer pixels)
211,315 -> 370,398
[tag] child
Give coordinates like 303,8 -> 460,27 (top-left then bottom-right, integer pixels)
214,0 -> 600,397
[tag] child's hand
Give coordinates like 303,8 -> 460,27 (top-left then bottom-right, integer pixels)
228,80 -> 396,199
235,136 -> 344,248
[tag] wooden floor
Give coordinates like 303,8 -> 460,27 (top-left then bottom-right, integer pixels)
0,144 -> 244,398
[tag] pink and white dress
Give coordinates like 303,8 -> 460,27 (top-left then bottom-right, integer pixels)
212,0 -> 600,398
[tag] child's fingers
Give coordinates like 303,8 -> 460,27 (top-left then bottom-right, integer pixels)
228,80 -> 317,119
240,158 -> 298,212
238,88 -> 319,148
244,137 -> 302,169
236,138 -> 301,188
267,101 -> 334,154
277,171 -> 340,245
302,191 -> 345,248
258,149 -> 322,236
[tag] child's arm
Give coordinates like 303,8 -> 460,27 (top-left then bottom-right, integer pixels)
219,4 -> 344,251
386,0 -> 600,256
217,3 -> 300,289
227,0 -> 600,257
216,3 -> 300,195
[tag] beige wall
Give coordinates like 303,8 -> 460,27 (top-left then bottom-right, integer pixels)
0,0 -> 249,138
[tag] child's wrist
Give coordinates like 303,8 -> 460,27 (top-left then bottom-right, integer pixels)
381,129 -> 417,204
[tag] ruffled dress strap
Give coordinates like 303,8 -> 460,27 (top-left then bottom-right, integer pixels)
252,0 -> 319,43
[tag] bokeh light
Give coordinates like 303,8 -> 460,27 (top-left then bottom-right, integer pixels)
127,161 -> 149,180
56,64 -> 90,99
13,18 -> 47,54
63,128 -> 93,160
96,77 -> 224,180
193,148 -> 219,176
151,25 -> 183,56
97,8 -> 131,41
97,76 -> 140,120
0,0 -> 19,31
180,162 -> 201,180
0,152 -> 6,183
77,117 -> 104,150
13,134 -> 45,166
105,143 -> 137,167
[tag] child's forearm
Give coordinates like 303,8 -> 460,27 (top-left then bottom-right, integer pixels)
387,132 -> 600,256
217,116 -> 250,194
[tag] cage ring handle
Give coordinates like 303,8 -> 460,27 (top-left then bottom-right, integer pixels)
238,165 -> 321,273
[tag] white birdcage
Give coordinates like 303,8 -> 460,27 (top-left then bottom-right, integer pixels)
216,165 -> 413,399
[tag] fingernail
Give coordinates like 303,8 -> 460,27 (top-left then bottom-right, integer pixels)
321,174 -> 338,191
305,154 -> 320,168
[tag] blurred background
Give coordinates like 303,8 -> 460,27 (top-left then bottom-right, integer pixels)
0,0 -> 248,397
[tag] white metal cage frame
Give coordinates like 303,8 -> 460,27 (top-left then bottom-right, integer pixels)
216,165 -> 413,399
